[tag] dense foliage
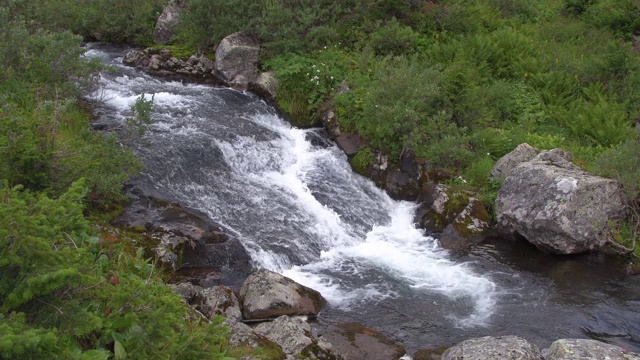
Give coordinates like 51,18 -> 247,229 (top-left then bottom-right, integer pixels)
172,0 -> 640,249
0,5 -> 233,359
3,0 -> 640,357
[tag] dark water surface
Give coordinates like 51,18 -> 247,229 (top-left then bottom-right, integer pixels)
85,43 -> 640,355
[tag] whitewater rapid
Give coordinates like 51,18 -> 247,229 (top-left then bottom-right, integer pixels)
85,45 -> 497,327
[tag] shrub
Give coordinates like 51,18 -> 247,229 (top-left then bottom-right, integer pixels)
594,127 -> 640,199
176,0 -> 263,49
363,18 -> 421,56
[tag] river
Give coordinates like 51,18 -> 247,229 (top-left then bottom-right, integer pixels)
85,43 -> 640,355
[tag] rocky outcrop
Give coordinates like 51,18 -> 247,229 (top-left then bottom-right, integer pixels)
439,198 -> 491,251
123,48 -> 215,79
319,323 -> 405,360
215,32 -> 260,89
546,339 -> 640,359
114,189 -> 250,271
238,269 -> 327,320
490,143 -> 539,179
496,150 -> 627,254
153,0 -> 187,44
441,336 -> 542,360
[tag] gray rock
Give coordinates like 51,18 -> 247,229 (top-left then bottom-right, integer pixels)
496,150 -> 627,254
249,71 -> 278,102
123,49 -> 146,66
335,133 -> 363,157
215,32 -> 260,89
169,282 -> 203,304
490,143 -> 539,179
114,191 -> 250,271
254,316 -> 313,355
319,105 -> 341,138
198,56 -> 215,73
546,339 -> 640,360
439,198 -> 490,251
441,335 -> 542,360
385,169 -> 419,201
199,286 -> 242,322
153,0 -> 186,44
399,147 -> 419,178
319,322 -> 405,360
149,55 -> 162,71
239,269 -> 327,320
227,321 -> 286,358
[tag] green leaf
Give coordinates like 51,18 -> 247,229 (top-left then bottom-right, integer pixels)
113,339 -> 127,360
81,349 -> 111,360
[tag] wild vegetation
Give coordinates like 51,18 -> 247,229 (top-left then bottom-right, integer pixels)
2,0 -> 640,358
0,4 -> 235,359
171,0 -> 640,253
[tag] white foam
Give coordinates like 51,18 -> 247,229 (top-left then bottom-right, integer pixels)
284,202 -> 497,326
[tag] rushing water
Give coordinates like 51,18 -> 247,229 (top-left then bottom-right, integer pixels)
85,44 -> 640,354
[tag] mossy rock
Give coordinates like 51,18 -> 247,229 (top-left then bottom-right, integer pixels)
415,184 -> 472,231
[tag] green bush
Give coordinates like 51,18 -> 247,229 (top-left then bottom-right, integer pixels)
176,0 -> 263,49
267,48 -> 350,126
0,181 -> 233,359
362,18 -> 421,56
594,128 -> 640,199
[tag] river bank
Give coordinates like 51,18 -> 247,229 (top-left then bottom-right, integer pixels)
88,43 -> 640,357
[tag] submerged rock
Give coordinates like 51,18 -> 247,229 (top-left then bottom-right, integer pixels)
441,335 -> 542,360
238,269 -> 327,320
318,322 -> 405,360
546,338 -> 640,359
496,150 -> 627,254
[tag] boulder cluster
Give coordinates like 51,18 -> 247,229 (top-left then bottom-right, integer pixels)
122,32 -> 276,99
171,269 -> 407,360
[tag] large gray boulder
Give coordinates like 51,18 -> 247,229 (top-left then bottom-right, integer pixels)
546,339 -> 640,359
153,0 -> 187,44
441,336 -> 542,360
490,143 -> 539,179
496,150 -> 627,254
238,269 -> 327,320
215,32 -> 260,89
